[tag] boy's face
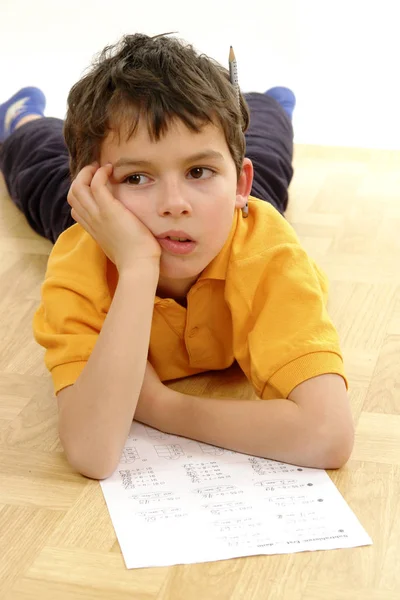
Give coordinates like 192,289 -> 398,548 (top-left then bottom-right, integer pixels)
100,117 -> 253,298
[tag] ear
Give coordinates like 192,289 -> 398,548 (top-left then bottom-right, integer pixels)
235,158 -> 254,209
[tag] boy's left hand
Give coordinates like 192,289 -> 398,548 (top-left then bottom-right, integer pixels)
134,362 -> 175,429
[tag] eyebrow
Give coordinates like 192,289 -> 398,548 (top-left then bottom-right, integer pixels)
113,150 -> 225,169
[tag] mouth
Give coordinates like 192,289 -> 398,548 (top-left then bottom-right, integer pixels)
157,230 -> 194,241
164,235 -> 192,242
156,231 -> 196,256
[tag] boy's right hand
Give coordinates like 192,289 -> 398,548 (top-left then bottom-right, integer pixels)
67,163 -> 161,273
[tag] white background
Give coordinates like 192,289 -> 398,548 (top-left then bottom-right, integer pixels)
1,0 -> 399,148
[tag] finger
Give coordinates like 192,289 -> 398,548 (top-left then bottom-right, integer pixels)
68,190 -> 94,224
68,171 -> 101,218
90,164 -> 119,210
68,181 -> 100,221
70,207 -> 93,236
73,163 -> 99,188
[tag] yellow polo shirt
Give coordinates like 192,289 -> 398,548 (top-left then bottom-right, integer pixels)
33,198 -> 347,399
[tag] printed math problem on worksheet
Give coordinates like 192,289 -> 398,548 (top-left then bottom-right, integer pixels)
101,422 -> 372,569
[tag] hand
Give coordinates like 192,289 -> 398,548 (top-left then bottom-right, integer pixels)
134,362 -> 175,429
67,163 -> 161,273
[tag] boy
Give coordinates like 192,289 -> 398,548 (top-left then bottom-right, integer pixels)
0,33 -> 354,479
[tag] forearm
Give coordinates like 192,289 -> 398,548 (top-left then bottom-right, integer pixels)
58,263 -> 159,478
165,393 -> 351,469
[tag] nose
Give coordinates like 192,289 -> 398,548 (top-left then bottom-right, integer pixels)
157,179 -> 192,218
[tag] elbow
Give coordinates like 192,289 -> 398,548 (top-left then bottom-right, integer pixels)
67,453 -> 117,480
57,392 -> 121,480
59,429 -> 119,480
320,421 -> 355,470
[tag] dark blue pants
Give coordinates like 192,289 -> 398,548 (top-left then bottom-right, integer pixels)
0,93 -> 293,243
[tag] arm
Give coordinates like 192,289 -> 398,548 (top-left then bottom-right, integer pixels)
55,163 -> 163,480
139,372 -> 354,469
57,263 -> 159,480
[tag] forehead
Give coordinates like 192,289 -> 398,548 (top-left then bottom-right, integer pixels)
100,116 -> 231,163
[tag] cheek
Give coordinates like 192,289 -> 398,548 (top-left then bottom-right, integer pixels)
202,197 -> 236,241
109,183 -> 127,205
111,184 -> 149,218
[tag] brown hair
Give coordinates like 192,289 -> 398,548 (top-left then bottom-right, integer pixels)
64,33 -> 249,180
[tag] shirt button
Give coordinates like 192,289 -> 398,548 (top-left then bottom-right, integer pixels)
188,327 -> 199,338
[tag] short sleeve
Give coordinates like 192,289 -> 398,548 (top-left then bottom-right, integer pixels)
231,242 -> 348,399
32,224 -> 114,394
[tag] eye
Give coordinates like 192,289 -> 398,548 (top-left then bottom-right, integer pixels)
123,174 -> 151,185
187,167 -> 215,180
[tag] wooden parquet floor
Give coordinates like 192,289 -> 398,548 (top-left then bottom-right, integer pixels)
1,145 -> 399,599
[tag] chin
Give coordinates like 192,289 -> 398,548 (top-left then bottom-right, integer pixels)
159,254 -> 206,281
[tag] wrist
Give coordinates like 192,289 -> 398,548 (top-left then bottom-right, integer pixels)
118,258 -> 160,282
162,388 -> 189,436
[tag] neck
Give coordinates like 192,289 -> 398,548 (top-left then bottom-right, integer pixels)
156,274 -> 199,304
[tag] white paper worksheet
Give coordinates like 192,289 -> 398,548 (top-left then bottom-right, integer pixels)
100,422 -> 372,569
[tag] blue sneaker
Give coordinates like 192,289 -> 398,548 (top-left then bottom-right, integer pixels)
265,86 -> 296,120
0,87 -> 46,142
